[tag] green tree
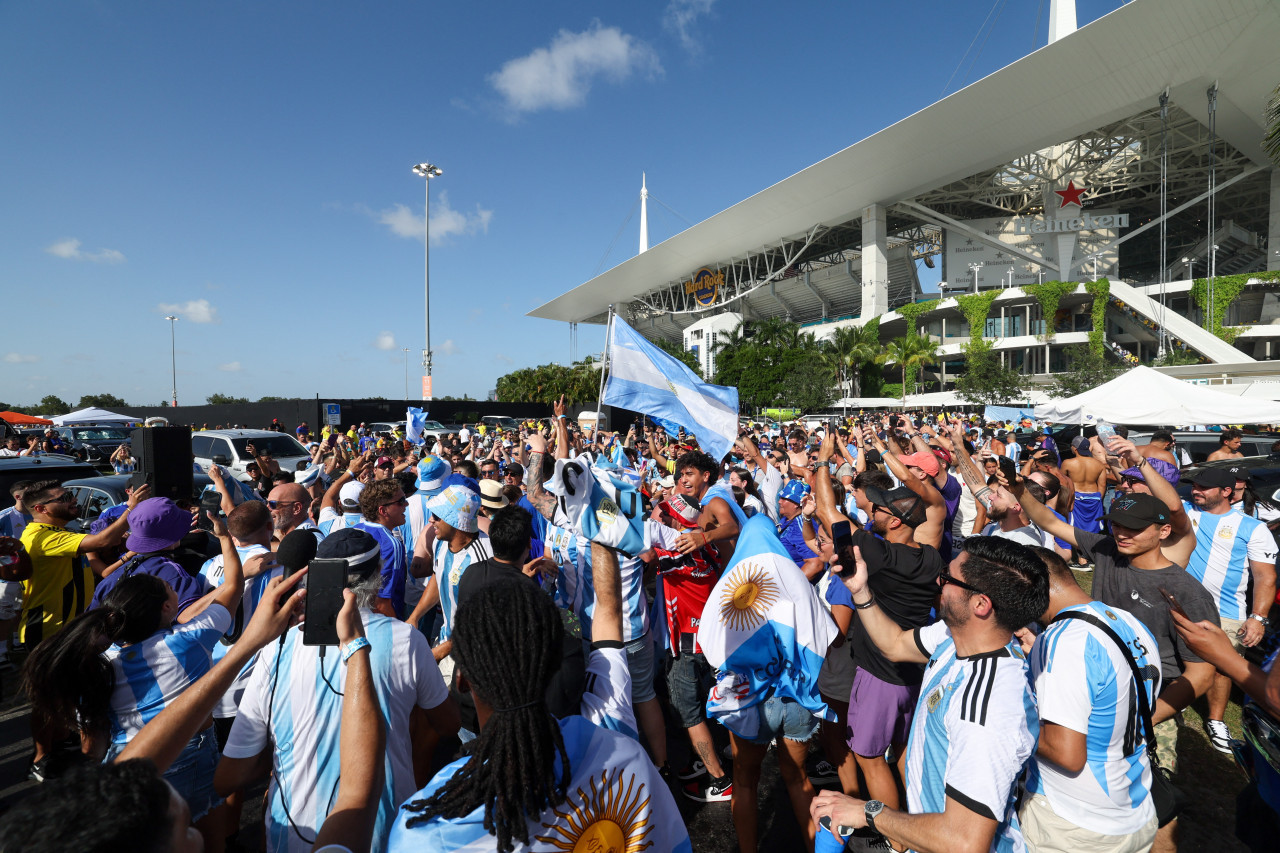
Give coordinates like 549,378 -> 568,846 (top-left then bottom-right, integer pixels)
653,338 -> 701,374
953,341 -> 1026,406
1048,345 -> 1121,398
37,395 -> 71,416
257,395 -> 288,403
77,393 -> 129,409
824,323 -> 881,399
206,393 -> 250,405
881,334 -> 938,404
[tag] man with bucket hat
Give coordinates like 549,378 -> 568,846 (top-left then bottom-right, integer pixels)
89,497 -> 213,615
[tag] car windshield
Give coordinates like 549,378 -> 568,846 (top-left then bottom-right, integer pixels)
488,418 -> 518,428
423,420 -> 446,429
71,428 -> 131,441
230,435 -> 308,458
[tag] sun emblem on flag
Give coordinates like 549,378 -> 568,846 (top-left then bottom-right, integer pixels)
666,379 -> 679,396
596,498 -> 619,527
719,563 -> 779,632
536,768 -> 654,853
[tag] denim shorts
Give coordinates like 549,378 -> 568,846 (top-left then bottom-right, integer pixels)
625,636 -> 657,704
666,651 -> 716,728
746,696 -> 818,746
109,726 -> 223,822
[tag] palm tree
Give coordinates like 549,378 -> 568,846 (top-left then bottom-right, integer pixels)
754,316 -> 800,349
825,324 -> 881,399
881,334 -> 939,405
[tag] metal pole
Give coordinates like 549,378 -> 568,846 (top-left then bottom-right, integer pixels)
423,177 -> 432,399
594,305 -> 615,430
165,315 -> 178,407
401,347 -> 410,401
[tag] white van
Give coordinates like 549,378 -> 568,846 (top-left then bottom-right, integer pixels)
191,429 -> 312,482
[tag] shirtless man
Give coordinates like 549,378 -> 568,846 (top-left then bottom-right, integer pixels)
1138,430 -> 1179,466
1060,436 -> 1108,566
786,429 -> 810,472
1206,428 -> 1244,462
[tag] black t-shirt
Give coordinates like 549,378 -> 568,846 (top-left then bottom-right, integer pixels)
1076,529 -> 1218,683
847,528 -> 942,686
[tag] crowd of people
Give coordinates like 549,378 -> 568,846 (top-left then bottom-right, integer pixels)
0,401 -> 1277,853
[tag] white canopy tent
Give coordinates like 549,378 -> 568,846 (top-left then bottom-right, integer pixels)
1033,366 -> 1280,425
832,397 -> 905,409
50,407 -> 137,426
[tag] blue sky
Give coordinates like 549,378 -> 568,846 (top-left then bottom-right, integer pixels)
0,0 -> 1122,408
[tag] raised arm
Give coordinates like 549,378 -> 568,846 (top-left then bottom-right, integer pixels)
1006,470 -> 1079,547
523,432 -> 558,522
946,422 -> 994,510
589,542 -> 623,645
836,545 -> 928,665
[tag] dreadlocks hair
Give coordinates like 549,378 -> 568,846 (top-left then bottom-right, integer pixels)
401,577 -> 570,852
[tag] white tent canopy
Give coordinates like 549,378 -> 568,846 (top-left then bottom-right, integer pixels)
50,407 -> 137,426
1033,366 -> 1280,425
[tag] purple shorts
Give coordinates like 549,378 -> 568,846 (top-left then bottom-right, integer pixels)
846,667 -> 918,758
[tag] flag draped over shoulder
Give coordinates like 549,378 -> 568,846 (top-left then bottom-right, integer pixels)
544,453 -> 646,556
406,407 -> 429,444
603,314 -> 739,462
696,515 -> 838,739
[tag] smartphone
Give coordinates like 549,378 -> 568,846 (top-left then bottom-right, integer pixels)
1158,586 -> 1190,620
997,455 -> 1018,484
196,491 -> 223,533
1095,421 -> 1117,447
303,558 -> 348,646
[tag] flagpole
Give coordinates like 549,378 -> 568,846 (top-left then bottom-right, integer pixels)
594,304 -> 615,432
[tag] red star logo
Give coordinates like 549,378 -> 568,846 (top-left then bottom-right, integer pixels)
1054,180 -> 1086,208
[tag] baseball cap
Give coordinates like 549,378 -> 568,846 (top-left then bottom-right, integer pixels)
1187,468 -> 1236,490
126,497 -> 193,552
1119,458 -> 1180,485
478,479 -> 509,510
778,479 -> 811,505
316,528 -> 382,580
931,446 -> 953,467
1071,435 -> 1091,453
427,484 -> 480,534
1224,463 -> 1252,483
658,475 -> 676,490
375,456 -> 394,469
899,451 -> 941,478
864,486 -> 926,528
1104,493 -> 1171,529
339,481 -> 364,512
415,454 -> 452,496
659,493 -> 702,528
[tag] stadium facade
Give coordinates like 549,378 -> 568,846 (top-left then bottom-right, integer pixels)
530,0 -> 1280,399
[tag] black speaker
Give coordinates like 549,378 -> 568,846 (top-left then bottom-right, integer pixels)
130,427 -> 194,503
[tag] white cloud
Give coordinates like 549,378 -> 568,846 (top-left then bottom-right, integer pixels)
489,21 -> 661,115
438,339 -> 460,356
156,299 -> 219,324
664,0 -> 716,52
495,353 -> 514,365
45,237 -> 126,264
3,352 -> 38,364
377,192 -> 493,245
374,331 -> 397,350
218,361 -> 242,372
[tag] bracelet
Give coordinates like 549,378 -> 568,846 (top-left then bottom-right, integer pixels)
854,593 -> 876,610
340,637 -> 371,663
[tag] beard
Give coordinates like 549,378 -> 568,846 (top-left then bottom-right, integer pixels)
938,590 -> 970,630
47,502 -> 78,522
986,504 -> 1008,522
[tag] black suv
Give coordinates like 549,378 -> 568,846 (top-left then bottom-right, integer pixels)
0,456 -> 99,509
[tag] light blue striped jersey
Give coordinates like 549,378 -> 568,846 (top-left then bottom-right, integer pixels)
547,523 -> 649,642
905,620 -> 1038,853
1183,503 -> 1278,619
104,603 -> 233,745
0,506 -> 30,539
1028,602 -> 1161,835
581,644 -> 638,740
352,521 -> 409,619
199,543 -> 283,717
317,506 -> 362,537
222,611 -> 451,853
388,715 -> 691,853
434,533 -> 493,642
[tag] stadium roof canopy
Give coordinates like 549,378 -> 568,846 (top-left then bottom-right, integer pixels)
530,0 -> 1280,337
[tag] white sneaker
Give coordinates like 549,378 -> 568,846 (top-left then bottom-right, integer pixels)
1206,719 -> 1232,754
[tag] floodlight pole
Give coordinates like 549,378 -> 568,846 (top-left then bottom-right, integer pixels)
594,305 -> 615,430
968,262 -> 983,293
164,315 -> 178,407
412,162 -> 442,400
401,347 -> 410,401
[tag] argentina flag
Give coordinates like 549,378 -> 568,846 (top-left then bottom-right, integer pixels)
696,514 -> 838,739
545,453 -> 646,556
603,314 -> 738,462
389,715 -> 692,852
406,407 -> 429,444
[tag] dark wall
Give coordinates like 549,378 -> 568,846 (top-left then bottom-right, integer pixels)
115,399 -> 624,430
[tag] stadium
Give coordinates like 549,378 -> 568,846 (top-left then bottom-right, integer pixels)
530,0 -> 1280,402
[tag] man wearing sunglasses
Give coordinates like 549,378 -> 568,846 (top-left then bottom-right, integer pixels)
351,478 -> 410,620
812,534 -> 1048,853
266,482 -> 321,545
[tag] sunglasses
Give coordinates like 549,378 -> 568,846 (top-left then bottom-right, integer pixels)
938,566 -> 992,605
266,500 -> 302,510
480,469 -> 500,478
381,496 -> 409,507
42,492 -> 76,505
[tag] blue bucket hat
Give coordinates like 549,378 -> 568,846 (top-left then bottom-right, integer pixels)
415,454 -> 452,496
427,484 -> 480,534
778,479 -> 811,506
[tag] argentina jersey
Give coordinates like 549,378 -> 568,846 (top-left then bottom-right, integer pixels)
353,521 -> 410,619
104,603 -> 233,745
1183,504 -> 1278,619
1028,602 -> 1160,836
317,506 -> 362,537
580,643 -> 638,740
906,620 -> 1038,853
434,534 -> 493,642
199,543 -> 283,718
547,524 -> 649,642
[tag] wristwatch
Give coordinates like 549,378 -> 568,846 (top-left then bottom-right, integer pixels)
1248,613 -> 1271,629
864,799 -> 885,832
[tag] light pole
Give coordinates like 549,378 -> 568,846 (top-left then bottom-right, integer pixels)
401,347 -> 410,401
164,315 -> 178,407
412,162 -> 443,401
968,261 -> 984,293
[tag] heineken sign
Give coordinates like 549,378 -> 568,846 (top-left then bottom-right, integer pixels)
1012,212 -> 1130,235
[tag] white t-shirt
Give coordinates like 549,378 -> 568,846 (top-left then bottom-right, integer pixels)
199,543 -> 282,718
980,522 -> 1045,550
224,611 -> 450,853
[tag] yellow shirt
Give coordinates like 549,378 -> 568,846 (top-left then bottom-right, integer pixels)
18,523 -> 92,645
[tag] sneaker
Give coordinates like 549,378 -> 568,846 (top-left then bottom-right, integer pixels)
677,760 -> 707,781
1207,719 -> 1233,754
28,759 -> 49,784
683,775 -> 733,803
807,758 -> 839,786
1073,561 -> 1094,573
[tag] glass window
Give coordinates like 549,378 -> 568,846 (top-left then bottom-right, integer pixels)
229,435 -> 308,459
191,435 -> 213,458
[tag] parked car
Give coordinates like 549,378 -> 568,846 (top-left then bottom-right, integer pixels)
481,415 -> 520,431
1127,430 -> 1280,465
0,456 -> 99,510
60,472 -> 214,532
191,429 -> 311,483
367,422 -> 402,435
1175,456 -> 1280,505
53,425 -> 134,466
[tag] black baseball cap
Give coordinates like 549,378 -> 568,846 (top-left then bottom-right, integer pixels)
864,486 -> 926,528
316,528 -> 382,579
1187,468 -> 1236,490
1104,493 -> 1171,529
1224,464 -> 1252,483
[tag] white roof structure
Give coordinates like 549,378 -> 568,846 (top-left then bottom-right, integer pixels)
1033,366 -> 1280,424
51,407 -> 137,425
530,0 -> 1280,332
